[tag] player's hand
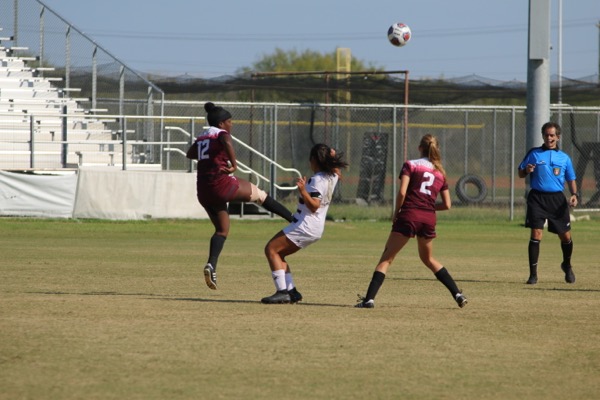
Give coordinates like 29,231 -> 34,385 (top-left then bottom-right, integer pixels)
569,195 -> 578,208
526,163 -> 536,174
221,160 -> 236,174
296,176 -> 307,191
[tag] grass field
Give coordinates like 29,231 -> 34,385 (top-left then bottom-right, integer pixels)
1,212 -> 599,400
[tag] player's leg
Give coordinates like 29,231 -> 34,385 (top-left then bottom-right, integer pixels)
525,191 -> 548,284
203,205 -> 229,290
558,230 -> 575,283
548,197 -> 575,284
417,236 -> 467,308
282,259 -> 303,303
261,231 -> 300,304
356,232 -> 409,308
527,228 -> 543,284
232,179 -> 293,222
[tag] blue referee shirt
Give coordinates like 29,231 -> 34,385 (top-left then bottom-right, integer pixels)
518,146 -> 576,193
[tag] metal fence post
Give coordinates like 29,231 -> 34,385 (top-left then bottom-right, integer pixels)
121,117 -> 127,171
392,105 -> 398,215
271,105 -> 277,200
61,106 -> 67,168
463,110 -> 469,174
510,108 -> 516,221
29,115 -> 34,168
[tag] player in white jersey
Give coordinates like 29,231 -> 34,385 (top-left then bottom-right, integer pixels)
260,144 -> 348,304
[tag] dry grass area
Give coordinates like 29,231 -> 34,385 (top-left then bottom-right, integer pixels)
1,217 -> 599,399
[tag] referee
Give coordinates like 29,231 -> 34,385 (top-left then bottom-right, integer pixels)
518,122 -> 578,285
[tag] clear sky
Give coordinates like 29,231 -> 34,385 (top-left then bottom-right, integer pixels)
41,0 -> 599,82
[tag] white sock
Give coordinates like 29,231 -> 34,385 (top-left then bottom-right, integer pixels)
285,272 -> 295,291
271,269 -> 287,291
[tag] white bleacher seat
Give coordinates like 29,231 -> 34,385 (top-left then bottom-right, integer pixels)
0,47 -> 124,170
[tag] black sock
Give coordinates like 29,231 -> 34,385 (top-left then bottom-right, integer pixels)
434,267 -> 460,297
365,271 -> 386,301
208,234 -> 227,270
561,239 -> 573,265
528,239 -> 540,276
261,195 -> 293,222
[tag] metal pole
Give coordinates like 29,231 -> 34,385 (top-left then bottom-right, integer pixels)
597,20 -> 600,78
92,46 -> 97,110
29,115 -> 34,168
65,26 -> 71,89
526,0 -> 551,151
463,111 -> 469,174
492,109 -> 497,202
403,71 -> 409,162
510,108 -> 516,221
392,105 -> 398,215
557,0 -> 563,126
38,5 -> 44,77
188,118 -> 195,173
13,0 -> 18,46
61,106 -> 67,168
271,105 -> 278,202
121,118 -> 127,170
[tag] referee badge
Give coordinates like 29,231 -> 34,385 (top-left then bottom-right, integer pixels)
553,167 -> 561,176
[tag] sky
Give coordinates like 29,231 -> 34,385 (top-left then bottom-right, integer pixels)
40,0 -> 599,82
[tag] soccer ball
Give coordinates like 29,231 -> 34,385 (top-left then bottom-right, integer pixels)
387,23 -> 411,47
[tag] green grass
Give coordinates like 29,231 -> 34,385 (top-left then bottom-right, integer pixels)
1,216 -> 600,400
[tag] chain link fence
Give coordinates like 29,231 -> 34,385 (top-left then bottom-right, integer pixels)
157,102 -> 600,211
3,102 -> 599,213
3,0 -> 600,216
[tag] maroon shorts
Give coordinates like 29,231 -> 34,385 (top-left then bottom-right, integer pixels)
391,208 -> 437,239
197,174 -> 240,210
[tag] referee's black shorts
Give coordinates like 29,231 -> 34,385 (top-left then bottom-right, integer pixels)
525,189 -> 571,234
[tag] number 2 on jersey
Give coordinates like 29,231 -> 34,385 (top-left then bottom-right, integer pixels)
198,139 -> 210,160
420,171 -> 435,195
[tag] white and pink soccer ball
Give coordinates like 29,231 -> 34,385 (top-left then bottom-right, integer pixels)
387,22 -> 412,47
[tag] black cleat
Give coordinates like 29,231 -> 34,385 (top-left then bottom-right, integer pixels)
526,275 -> 538,285
288,287 -> 303,303
261,290 -> 291,304
355,294 -> 374,308
561,263 -> 576,284
203,263 -> 217,290
455,292 -> 468,308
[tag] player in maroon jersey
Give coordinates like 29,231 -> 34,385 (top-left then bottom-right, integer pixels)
355,134 -> 467,308
186,102 -> 292,290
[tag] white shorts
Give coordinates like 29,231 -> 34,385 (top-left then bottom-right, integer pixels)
283,227 -> 321,249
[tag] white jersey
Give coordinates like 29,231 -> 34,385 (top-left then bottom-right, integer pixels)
283,171 -> 338,248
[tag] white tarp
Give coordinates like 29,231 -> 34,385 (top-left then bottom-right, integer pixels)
72,167 -> 208,220
0,170 -> 78,218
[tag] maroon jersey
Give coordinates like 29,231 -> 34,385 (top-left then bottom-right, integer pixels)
194,126 -> 232,177
193,126 -> 239,207
397,158 -> 448,224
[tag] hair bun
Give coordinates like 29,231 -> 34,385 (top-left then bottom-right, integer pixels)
204,102 -> 216,112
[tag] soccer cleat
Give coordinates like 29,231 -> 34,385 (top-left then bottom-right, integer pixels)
288,287 -> 303,304
203,263 -> 217,290
561,263 -> 576,284
526,275 -> 538,285
455,292 -> 468,308
261,290 -> 291,304
355,294 -> 374,308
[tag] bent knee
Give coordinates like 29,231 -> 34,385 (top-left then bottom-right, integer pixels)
250,185 -> 268,204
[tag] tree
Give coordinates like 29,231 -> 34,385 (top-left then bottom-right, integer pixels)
236,47 -> 382,76
233,48 -> 385,102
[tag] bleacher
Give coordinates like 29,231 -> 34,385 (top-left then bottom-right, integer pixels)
0,32 -> 119,170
